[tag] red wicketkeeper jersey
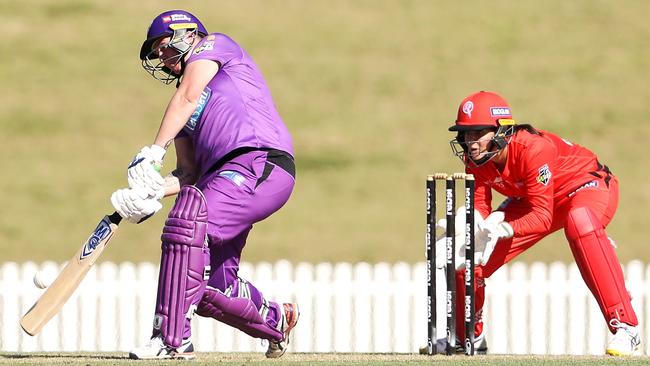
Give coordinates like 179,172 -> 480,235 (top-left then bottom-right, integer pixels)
467,129 -> 602,236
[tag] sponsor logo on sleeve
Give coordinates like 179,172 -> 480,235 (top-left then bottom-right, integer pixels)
184,87 -> 212,133
490,107 -> 511,117
536,163 -> 552,186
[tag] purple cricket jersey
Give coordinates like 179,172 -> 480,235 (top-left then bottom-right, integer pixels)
181,33 -> 293,176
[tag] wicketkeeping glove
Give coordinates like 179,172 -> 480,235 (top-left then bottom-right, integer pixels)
434,206 -> 485,270
474,211 -> 514,265
127,145 -> 166,200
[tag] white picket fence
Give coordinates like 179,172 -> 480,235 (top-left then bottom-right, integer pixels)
1,260 -> 649,355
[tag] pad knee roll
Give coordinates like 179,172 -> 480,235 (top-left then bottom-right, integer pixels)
564,206 -> 637,330
155,186 -> 210,347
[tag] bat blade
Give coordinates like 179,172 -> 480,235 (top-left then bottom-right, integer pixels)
20,211 -> 122,336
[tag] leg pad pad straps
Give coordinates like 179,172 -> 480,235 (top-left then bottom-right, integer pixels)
155,185 -> 209,348
564,206 -> 638,330
197,287 -> 283,342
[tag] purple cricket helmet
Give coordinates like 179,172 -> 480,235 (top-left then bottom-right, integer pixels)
140,10 -> 208,60
140,10 -> 209,84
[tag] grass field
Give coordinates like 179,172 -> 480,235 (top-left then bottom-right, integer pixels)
1,0 -> 649,264
2,353 -> 650,366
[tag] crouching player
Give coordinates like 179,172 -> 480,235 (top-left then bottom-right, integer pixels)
447,91 -> 640,356
110,10 -> 299,359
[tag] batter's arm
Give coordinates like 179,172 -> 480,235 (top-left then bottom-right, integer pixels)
163,137 -> 199,197
153,59 -> 220,149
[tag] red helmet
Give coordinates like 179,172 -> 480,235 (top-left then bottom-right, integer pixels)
449,91 -> 513,131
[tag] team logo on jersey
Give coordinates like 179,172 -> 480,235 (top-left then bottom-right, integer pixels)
194,40 -> 214,54
462,101 -> 474,118
490,107 -> 511,117
536,164 -> 552,186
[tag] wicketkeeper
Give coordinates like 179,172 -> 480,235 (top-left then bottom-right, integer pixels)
446,91 -> 640,356
110,10 -> 299,360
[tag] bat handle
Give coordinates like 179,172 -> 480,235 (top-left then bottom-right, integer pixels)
108,211 -> 123,225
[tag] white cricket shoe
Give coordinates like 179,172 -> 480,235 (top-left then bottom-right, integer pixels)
606,319 -> 641,356
454,331 -> 488,355
266,303 -> 300,358
129,335 -> 195,360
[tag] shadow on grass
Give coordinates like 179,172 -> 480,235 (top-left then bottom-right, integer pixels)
0,352 -> 127,360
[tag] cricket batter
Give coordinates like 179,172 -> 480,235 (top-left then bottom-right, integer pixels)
448,91 -> 640,356
109,10 -> 299,359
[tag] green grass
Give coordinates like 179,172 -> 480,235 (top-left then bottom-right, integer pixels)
1,0 -> 649,264
2,353 -> 650,366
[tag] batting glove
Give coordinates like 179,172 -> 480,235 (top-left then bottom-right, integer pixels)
127,145 -> 166,200
111,187 -> 162,224
474,211 -> 513,266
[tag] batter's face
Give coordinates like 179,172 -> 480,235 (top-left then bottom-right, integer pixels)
152,36 -> 183,74
464,129 -> 496,161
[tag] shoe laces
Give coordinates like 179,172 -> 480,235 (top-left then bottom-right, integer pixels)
148,335 -> 165,348
609,319 -> 638,340
610,319 -> 622,329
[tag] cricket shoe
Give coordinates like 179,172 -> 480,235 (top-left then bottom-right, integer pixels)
606,319 -> 641,356
266,303 -> 300,358
129,335 -> 195,360
455,331 -> 488,355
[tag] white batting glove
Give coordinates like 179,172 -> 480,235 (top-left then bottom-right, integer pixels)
475,211 -> 513,266
110,187 -> 162,224
127,145 -> 166,200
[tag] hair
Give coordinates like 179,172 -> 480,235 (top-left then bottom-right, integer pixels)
513,123 -> 541,136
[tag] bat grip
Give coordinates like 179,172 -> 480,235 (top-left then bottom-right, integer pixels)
108,211 -> 123,225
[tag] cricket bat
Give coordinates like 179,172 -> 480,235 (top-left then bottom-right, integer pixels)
20,211 -> 122,336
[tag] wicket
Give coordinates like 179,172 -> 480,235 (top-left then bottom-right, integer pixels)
425,173 -> 475,356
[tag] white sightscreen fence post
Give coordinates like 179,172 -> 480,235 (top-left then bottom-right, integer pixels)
567,263 -> 586,355
645,263 -> 650,356
548,262 -> 568,354
314,263 -> 333,352
354,262 -> 372,352
98,262 -> 118,351
373,263 -> 391,352
2,262 -> 20,351
529,262 -> 548,354
393,262 -> 411,353
486,264 -> 508,354
294,262 -> 314,352
509,262 -> 528,354
333,262 -> 352,352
